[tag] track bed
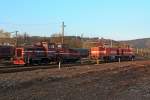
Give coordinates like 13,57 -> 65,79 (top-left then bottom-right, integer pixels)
0,60 -> 150,100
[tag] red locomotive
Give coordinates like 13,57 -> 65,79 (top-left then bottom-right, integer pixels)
13,42 -> 80,65
90,45 -> 135,62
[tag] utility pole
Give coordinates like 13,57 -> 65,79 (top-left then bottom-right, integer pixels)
10,31 -> 19,47
24,32 -> 27,45
110,40 -> 113,47
61,21 -> 66,44
81,33 -> 84,48
15,31 -> 19,47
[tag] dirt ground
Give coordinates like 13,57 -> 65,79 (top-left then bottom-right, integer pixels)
0,60 -> 150,100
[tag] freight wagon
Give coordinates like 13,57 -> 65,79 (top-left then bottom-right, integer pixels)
0,45 -> 15,63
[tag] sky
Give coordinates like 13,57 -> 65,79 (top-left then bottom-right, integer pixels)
0,0 -> 150,40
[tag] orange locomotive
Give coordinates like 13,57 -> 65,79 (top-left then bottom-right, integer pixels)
90,45 -> 135,62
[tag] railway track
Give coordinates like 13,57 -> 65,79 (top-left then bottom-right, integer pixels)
0,63 -> 94,74
0,58 -> 148,74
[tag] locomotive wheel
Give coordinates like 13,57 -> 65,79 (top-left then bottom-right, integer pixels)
24,57 -> 30,66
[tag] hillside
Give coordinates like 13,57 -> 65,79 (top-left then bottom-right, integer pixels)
120,38 -> 150,48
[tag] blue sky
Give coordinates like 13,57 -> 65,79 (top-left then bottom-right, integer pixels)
0,0 -> 149,40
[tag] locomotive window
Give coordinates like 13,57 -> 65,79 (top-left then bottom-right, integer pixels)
48,45 -> 55,48
57,44 -> 62,48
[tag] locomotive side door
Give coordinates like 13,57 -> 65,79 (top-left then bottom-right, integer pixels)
15,48 -> 24,58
